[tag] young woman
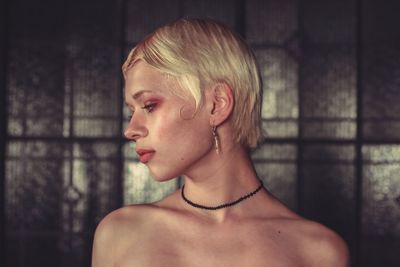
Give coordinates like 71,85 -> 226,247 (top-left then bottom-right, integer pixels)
92,18 -> 349,267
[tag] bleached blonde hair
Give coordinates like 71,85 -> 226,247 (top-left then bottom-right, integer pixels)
122,18 -> 263,149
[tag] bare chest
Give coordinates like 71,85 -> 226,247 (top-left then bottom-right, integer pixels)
114,226 -> 304,267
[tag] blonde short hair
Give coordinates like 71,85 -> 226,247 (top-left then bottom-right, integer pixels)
122,18 -> 263,149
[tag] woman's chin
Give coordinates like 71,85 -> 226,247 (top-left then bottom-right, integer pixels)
148,169 -> 179,183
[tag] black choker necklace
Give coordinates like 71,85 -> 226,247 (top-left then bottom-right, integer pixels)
181,181 -> 264,210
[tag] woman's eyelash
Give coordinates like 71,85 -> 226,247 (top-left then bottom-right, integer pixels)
141,103 -> 156,112
127,102 -> 157,120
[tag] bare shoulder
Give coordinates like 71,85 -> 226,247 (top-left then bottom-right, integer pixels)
91,204 -> 158,267
258,196 -> 349,266
287,218 -> 350,267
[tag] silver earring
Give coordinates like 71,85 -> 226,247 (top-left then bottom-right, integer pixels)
212,126 -> 220,154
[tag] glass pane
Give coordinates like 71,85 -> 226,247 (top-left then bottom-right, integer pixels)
6,140 -> 120,267
301,45 -> 356,139
5,1 -> 122,267
301,144 -> 356,241
255,49 -> 299,138
362,145 -> 400,237
125,0 -> 180,43
363,44 -> 400,139
252,143 -> 297,209
71,142 -> 120,224
360,3 -> 400,263
7,41 -> 65,137
123,142 -> 178,205
68,3 -> 121,137
6,141 -> 66,231
183,0 -> 236,29
361,145 -> 400,266
303,0 -> 356,44
246,0 -> 297,45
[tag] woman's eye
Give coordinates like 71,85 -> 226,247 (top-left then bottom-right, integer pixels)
141,103 -> 156,113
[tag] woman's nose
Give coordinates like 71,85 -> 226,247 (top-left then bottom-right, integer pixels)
124,117 -> 148,141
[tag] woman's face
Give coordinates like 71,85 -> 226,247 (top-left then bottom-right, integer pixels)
124,61 -> 214,181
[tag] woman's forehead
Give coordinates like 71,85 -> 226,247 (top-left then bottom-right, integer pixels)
125,63 -> 171,91
124,63 -> 194,103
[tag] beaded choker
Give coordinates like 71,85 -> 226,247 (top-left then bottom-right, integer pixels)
181,181 -> 264,210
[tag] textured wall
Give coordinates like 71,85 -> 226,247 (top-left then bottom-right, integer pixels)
2,0 -> 400,266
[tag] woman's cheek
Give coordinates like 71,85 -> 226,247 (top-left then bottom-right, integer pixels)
155,113 -> 187,139
154,119 -> 180,140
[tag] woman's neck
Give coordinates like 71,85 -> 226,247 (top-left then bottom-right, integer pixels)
181,144 -> 263,222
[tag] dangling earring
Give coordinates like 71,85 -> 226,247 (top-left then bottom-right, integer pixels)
212,126 -> 220,154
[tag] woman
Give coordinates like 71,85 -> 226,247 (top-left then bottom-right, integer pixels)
92,18 -> 349,267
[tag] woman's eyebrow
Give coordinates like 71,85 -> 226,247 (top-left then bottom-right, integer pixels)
131,89 -> 154,100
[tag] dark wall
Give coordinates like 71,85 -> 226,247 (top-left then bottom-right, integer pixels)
2,0 -> 400,266
1,0 -> 8,264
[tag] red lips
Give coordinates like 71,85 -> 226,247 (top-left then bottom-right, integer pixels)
136,149 -> 155,163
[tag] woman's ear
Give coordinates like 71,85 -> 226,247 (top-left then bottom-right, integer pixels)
208,83 -> 234,126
